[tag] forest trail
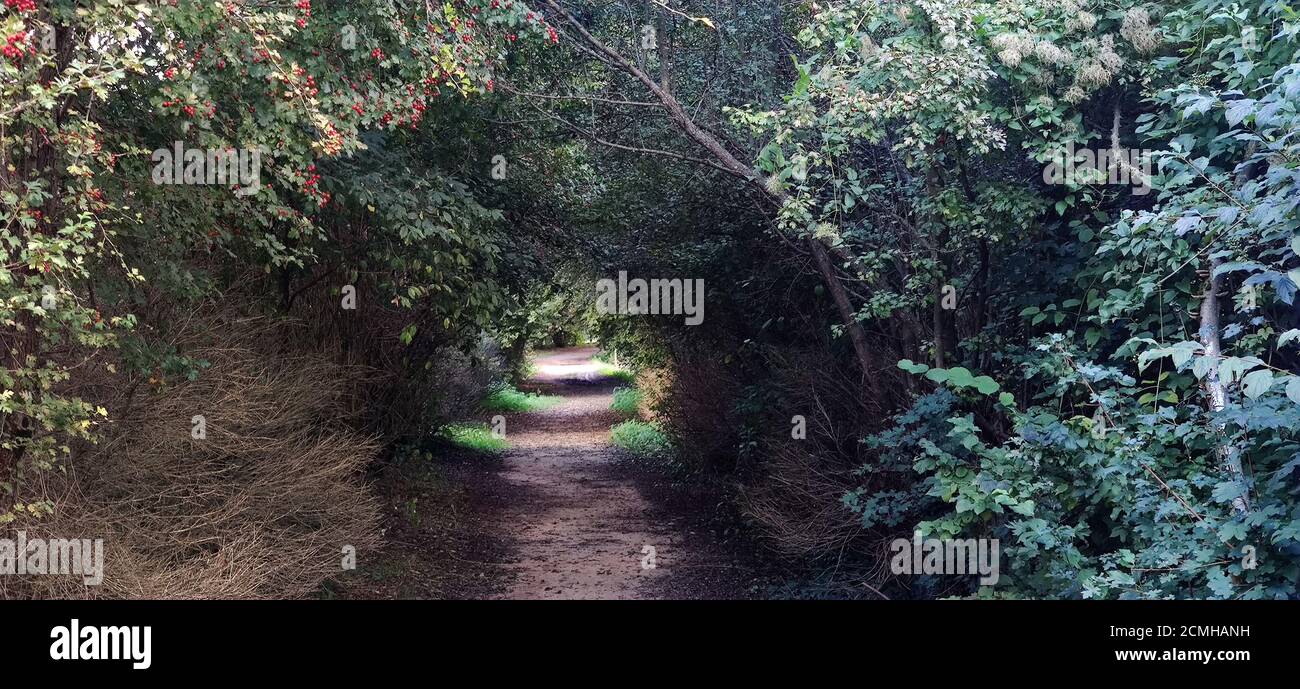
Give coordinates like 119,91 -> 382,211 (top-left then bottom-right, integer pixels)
484,347 -> 747,599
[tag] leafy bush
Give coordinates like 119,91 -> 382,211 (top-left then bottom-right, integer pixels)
814,0 -> 1300,599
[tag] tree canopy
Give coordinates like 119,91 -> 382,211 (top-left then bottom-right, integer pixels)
4,0 -> 1300,600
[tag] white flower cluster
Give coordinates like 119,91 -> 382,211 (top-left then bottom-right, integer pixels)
1068,11 -> 1098,32
991,32 -> 1033,68
1065,35 -> 1124,101
1120,7 -> 1161,54
988,2 -> 1155,105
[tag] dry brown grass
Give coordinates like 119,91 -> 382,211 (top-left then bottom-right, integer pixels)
733,346 -> 877,560
0,313 -> 381,599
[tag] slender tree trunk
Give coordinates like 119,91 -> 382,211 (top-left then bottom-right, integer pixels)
1199,256 -> 1250,515
932,268 -> 946,369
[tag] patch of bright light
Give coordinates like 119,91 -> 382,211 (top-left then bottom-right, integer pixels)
536,362 -> 601,378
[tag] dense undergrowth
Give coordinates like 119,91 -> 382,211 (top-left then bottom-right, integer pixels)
5,0 -> 1300,600
496,0 -> 1300,599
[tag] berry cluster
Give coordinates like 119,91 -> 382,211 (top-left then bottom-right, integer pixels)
2,30 -> 32,61
298,164 -> 331,205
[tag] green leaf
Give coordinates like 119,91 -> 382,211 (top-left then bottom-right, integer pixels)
1241,369 -> 1274,400
1219,357 -> 1257,384
973,376 -> 1000,395
1286,377 -> 1300,405
1225,98 -> 1255,126
1206,567 -> 1235,598
946,367 -> 975,388
1212,480 -> 1247,504
897,359 -> 929,374
1170,341 -> 1200,369
791,56 -> 810,97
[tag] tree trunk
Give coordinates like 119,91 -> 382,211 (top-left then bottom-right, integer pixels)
1199,255 -> 1250,515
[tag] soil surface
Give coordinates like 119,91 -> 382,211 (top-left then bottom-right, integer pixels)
489,347 -> 758,599
338,347 -> 766,599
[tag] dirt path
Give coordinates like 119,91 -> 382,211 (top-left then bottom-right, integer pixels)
485,347 -> 751,599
